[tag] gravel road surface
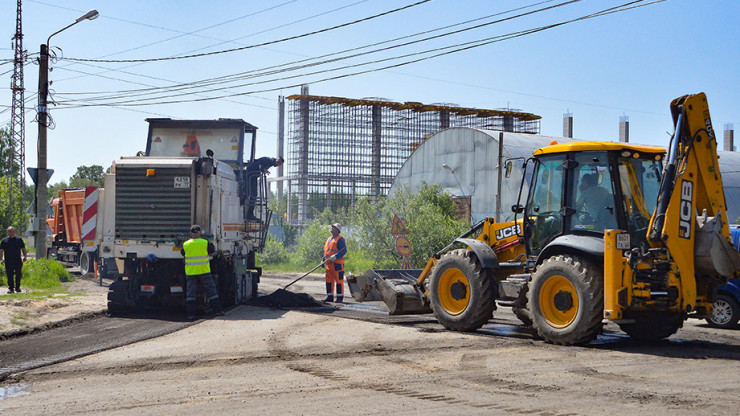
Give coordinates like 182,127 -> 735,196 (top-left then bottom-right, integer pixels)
0,273 -> 738,415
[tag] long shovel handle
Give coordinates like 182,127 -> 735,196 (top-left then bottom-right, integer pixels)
284,260 -> 327,289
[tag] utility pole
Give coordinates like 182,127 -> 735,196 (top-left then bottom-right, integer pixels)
33,42 -> 49,258
9,0 -> 26,218
33,9 -> 99,259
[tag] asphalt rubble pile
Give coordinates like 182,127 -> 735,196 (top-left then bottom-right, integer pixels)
250,288 -> 325,308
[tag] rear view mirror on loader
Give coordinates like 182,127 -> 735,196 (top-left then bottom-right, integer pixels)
504,160 -> 513,178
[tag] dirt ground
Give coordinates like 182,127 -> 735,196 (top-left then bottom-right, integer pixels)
0,275 -> 110,338
1,273 -> 739,415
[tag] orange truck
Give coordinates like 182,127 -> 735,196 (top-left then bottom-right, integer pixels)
47,188 -> 96,274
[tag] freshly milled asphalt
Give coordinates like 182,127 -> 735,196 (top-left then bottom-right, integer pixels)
0,312 -> 196,382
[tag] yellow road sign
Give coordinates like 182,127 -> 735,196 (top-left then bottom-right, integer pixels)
391,214 -> 409,235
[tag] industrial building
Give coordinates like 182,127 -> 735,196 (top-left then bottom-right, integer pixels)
282,88 -> 541,224
390,128 -> 574,224
392,126 -> 740,224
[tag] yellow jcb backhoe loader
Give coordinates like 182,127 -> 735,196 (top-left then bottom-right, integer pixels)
348,92 -> 740,345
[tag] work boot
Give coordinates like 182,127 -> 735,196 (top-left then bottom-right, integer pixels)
208,298 -> 225,317
335,295 -> 343,303
7,289 -> 14,294
323,294 -> 334,303
186,301 -> 197,321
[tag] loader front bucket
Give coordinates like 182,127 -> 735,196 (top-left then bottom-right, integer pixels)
347,269 -> 431,315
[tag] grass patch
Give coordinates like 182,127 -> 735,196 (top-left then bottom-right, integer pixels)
10,311 -> 30,326
257,250 -> 400,275
1,259 -> 75,301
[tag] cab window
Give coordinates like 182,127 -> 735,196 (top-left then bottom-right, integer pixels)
571,152 -> 617,233
526,155 -> 565,254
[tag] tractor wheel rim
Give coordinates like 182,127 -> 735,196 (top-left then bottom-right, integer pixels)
438,268 -> 470,315
539,274 -> 578,328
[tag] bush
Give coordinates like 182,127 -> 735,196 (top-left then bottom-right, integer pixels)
17,259 -> 74,289
294,220 -> 332,267
350,183 -> 469,267
258,236 -> 289,265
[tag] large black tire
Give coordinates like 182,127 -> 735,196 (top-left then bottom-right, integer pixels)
107,279 -> 129,315
619,312 -> 685,342
706,294 -> 740,329
429,249 -> 495,332
528,255 -> 603,345
251,275 -> 259,300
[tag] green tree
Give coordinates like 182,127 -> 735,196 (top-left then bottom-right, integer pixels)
69,165 -> 105,188
350,183 -> 468,268
257,236 -> 289,265
0,179 -> 28,234
0,128 -> 22,178
294,219 -> 333,267
47,181 -> 69,199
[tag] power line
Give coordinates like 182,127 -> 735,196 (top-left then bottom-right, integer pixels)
90,0 -> 305,60
62,0 -> 433,63
54,0 -> 575,101
55,0 -> 664,109
40,0 -> 374,104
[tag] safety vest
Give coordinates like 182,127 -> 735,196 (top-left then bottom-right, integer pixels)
324,236 -> 345,265
183,238 -> 211,276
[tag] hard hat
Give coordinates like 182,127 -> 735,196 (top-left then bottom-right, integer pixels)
190,224 -> 201,233
331,223 -> 341,232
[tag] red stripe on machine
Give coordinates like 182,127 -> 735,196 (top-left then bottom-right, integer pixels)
82,186 -> 98,241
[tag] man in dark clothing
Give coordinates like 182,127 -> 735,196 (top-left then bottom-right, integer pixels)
0,226 -> 27,294
245,156 -> 284,221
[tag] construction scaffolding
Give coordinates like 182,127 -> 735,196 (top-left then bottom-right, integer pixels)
284,92 -> 541,224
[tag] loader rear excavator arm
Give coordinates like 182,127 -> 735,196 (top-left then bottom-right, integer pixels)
647,93 -> 740,312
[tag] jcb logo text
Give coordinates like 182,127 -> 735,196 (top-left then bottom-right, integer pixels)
679,180 -> 693,239
496,224 -> 521,240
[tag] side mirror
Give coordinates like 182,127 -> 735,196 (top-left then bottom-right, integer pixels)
511,204 -> 524,214
504,160 -> 513,178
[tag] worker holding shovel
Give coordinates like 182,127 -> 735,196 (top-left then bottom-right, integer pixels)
323,223 -> 347,303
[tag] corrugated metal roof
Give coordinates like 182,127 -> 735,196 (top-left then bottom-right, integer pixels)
392,127 -> 740,224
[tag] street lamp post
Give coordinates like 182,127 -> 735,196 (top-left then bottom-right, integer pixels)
34,9 -> 98,259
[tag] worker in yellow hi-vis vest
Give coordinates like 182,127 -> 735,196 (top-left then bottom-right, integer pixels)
181,224 -> 224,320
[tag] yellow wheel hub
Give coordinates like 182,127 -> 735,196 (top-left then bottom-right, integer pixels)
539,274 -> 578,328
438,268 -> 470,315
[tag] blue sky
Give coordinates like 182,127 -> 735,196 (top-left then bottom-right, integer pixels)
2,0 -> 738,184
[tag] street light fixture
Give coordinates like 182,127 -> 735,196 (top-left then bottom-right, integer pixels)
33,9 -> 98,259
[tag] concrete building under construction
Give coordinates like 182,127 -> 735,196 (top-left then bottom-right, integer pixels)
282,89 -> 541,224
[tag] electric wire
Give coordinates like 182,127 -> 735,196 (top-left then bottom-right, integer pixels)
62,0 -> 433,63
57,0 -> 563,99
55,0 -> 662,109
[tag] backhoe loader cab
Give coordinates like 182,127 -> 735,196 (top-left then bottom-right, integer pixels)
520,143 -> 665,259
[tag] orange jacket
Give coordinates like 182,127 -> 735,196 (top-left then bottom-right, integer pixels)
324,235 -> 346,265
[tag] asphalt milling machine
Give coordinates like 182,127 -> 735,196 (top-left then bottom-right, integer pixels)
347,93 -> 740,346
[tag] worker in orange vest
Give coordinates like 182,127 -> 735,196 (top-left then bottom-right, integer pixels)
323,223 -> 347,303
